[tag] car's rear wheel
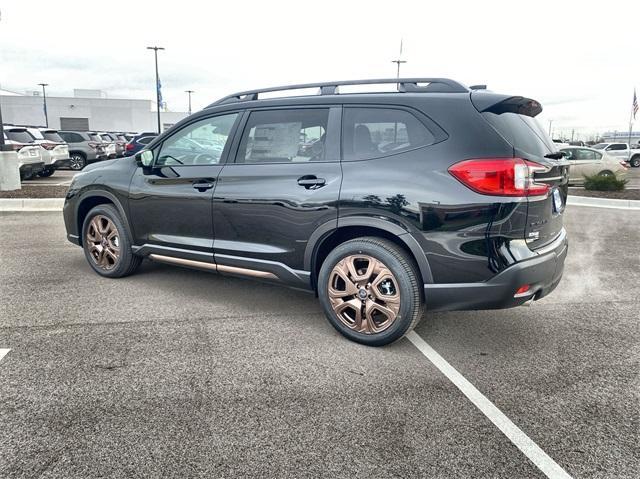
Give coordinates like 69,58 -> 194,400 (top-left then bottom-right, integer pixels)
630,156 -> 640,168
82,204 -> 141,278
318,237 -> 424,346
38,167 -> 55,178
598,170 -> 614,177
69,153 -> 86,170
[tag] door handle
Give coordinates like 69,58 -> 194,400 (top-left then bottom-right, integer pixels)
297,175 -> 326,189
192,180 -> 215,192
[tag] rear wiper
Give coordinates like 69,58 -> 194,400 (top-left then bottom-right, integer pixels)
544,151 -> 566,160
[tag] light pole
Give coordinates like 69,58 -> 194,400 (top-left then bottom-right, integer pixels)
37,83 -> 49,127
147,46 -> 165,133
185,90 -> 194,115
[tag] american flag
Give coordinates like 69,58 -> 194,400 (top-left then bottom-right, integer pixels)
634,88 -> 638,121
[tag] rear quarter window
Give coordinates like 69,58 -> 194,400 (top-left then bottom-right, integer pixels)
342,107 -> 436,161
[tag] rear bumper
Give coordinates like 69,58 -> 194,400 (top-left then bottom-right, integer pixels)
425,229 -> 568,312
52,157 -> 70,168
19,162 -> 45,177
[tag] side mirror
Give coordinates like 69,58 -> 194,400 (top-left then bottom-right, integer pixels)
136,150 -> 154,167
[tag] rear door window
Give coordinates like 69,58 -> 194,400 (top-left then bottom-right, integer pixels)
342,107 -> 436,161
236,108 -> 330,163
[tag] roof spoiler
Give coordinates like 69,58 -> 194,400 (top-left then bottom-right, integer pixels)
471,92 -> 542,117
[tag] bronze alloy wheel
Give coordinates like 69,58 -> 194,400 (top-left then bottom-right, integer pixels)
85,215 -> 120,270
328,255 -> 401,334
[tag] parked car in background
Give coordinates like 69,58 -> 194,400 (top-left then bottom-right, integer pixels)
592,142 -> 640,167
560,146 -> 628,184
104,132 -> 126,157
124,132 -> 157,156
96,132 -> 118,159
35,128 -> 70,176
2,128 -> 45,179
58,130 -> 109,170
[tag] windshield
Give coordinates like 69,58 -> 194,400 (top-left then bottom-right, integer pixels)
592,143 -> 607,150
43,132 -> 64,142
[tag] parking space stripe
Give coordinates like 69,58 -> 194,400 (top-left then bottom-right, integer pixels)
0,349 -> 10,362
407,332 -> 572,479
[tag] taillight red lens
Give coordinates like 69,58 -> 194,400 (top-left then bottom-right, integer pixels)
125,143 -> 134,151
88,142 -> 98,149
41,143 -> 56,150
448,158 -> 550,197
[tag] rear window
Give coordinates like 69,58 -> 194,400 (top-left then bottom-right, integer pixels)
138,136 -> 155,145
482,112 -> 554,159
43,131 -> 64,142
6,130 -> 34,144
60,132 -> 85,143
101,134 -> 112,141
89,134 -> 101,142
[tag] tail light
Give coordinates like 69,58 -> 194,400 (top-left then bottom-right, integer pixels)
448,158 -> 551,197
125,143 -> 135,151
620,161 -> 630,169
41,143 -> 57,150
9,144 -> 25,152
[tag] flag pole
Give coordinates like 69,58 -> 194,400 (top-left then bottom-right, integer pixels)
629,88 -> 637,153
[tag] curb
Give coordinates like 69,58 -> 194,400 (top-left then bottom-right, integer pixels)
567,195 -> 640,210
1,195 -> 639,212
0,198 -> 65,212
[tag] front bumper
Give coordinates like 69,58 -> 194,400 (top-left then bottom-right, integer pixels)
425,229 -> 568,312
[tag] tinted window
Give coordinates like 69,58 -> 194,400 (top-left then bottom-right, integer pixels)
43,131 -> 64,142
592,143 -> 606,150
89,134 -> 102,142
236,109 -> 329,164
342,107 -> 434,161
59,132 -> 84,143
157,113 -> 238,166
6,130 -> 34,143
101,134 -> 113,141
138,136 -> 155,145
482,112 -> 554,159
606,143 -> 627,151
28,129 -> 45,140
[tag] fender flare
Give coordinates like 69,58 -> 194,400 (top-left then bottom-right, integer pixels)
304,216 -> 434,285
75,189 -> 132,241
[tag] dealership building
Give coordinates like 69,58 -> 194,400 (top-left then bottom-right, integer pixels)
0,88 -> 188,132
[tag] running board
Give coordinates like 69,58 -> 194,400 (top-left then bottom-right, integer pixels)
148,254 -> 277,279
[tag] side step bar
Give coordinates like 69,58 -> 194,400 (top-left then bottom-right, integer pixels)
148,254 -> 277,279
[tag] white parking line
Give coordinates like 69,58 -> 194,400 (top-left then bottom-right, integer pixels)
0,349 -> 10,362
407,332 -> 572,479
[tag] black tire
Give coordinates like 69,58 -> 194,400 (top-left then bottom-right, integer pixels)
38,167 -> 55,178
598,170 -> 614,177
318,237 -> 424,346
81,204 -> 142,278
630,156 -> 640,168
69,153 -> 86,170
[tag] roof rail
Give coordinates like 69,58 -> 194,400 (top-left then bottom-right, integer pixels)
207,77 -> 468,107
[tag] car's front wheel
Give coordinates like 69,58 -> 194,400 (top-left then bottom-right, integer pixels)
82,204 -> 141,278
318,237 -> 424,346
630,156 -> 640,168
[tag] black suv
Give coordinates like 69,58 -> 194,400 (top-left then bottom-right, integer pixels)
63,78 -> 569,346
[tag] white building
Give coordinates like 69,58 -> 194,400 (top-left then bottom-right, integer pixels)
0,89 -> 188,132
601,130 -> 640,145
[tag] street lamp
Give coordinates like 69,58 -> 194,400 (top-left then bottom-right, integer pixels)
185,90 -> 194,115
147,46 -> 165,133
38,83 -> 49,127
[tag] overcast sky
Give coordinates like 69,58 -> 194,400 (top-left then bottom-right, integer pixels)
1,0 -> 638,138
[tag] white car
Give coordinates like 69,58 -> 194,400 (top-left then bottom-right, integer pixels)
37,128 -> 71,176
560,146 -> 629,185
17,127 -> 69,178
592,142 -> 640,167
2,127 -> 45,180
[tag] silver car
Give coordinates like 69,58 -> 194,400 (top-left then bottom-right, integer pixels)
561,146 -> 628,185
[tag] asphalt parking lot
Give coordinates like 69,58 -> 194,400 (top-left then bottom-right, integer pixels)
0,205 -> 638,478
